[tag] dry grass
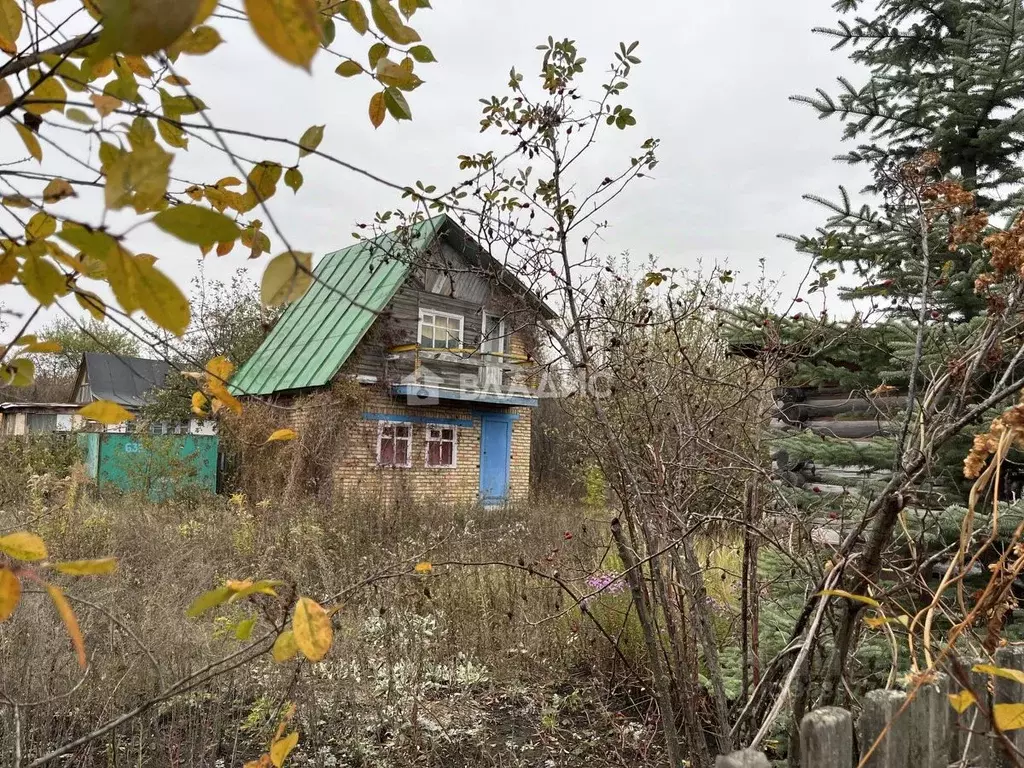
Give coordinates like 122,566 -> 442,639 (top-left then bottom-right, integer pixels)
1,476 -> 662,767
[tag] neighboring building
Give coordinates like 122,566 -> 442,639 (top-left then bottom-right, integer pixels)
0,402 -> 83,435
71,352 -> 214,436
231,214 -> 557,505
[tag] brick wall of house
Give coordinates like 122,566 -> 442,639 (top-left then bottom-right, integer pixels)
329,389 -> 532,505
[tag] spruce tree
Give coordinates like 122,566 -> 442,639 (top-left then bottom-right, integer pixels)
792,0 -> 1024,319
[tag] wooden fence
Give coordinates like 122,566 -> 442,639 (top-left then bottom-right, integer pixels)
717,646 -> 1024,767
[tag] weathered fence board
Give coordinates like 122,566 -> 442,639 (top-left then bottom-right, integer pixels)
859,690 -> 910,768
800,707 -> 853,768
718,652 -> 1024,768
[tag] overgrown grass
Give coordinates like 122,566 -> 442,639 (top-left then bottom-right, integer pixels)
1,477 -> 665,767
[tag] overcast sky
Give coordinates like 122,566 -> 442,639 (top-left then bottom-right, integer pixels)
1,0 -> 870,334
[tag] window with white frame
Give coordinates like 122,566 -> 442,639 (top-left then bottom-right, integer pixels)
377,422 -> 412,467
418,310 -> 463,350
424,424 -> 457,468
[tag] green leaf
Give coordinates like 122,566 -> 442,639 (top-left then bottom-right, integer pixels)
298,124 -> 324,157
368,41 -> 388,69
339,0 -> 369,34
187,585 -> 234,617
261,250 -> 312,306
335,60 -> 363,77
66,107 -> 95,125
152,204 -> 241,246
369,0 -> 419,44
235,616 -> 256,640
409,44 -> 434,63
383,87 -> 411,121
284,167 -> 303,192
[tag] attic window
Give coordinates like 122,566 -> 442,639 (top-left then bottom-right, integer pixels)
377,422 -> 412,468
419,310 -> 463,350
425,425 -> 457,468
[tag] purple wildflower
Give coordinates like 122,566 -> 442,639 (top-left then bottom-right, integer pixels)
581,571 -> 626,607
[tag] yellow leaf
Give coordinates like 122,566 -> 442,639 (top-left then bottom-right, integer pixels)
153,204 -> 241,246
298,124 -> 324,157
122,55 -> 154,77
20,339 -> 61,354
205,356 -> 243,414
97,0 -> 201,55
995,702 -> 1024,732
134,258 -> 191,335
375,57 -> 420,90
272,630 -> 298,662
173,25 -> 223,55
235,616 -> 256,640
26,211 -> 56,240
973,664 -> 1024,686
24,74 -> 67,116
192,390 -> 209,416
270,731 -> 299,767
105,142 -> 172,213
230,579 -> 281,599
0,78 -> 10,106
90,93 -> 123,117
46,583 -> 86,668
292,596 -> 332,662
43,178 -> 76,203
244,0 -> 321,70
241,161 -> 283,210
2,358 -> 35,387
817,589 -> 880,608
949,690 -> 977,714
77,400 -> 135,425
368,90 -> 386,128
53,558 -> 117,576
165,74 -> 191,86
266,428 -> 297,442
414,561 -> 432,574
75,289 -> 107,320
0,0 -> 22,54
158,118 -> 188,148
20,254 -> 66,305
194,0 -> 218,24
261,251 -> 312,306
0,568 -> 19,621
15,123 -> 42,162
187,585 -> 233,617
0,532 -> 47,561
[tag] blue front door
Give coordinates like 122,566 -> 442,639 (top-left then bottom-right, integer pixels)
479,416 -> 511,504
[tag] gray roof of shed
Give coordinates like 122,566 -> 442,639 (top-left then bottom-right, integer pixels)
79,353 -> 170,407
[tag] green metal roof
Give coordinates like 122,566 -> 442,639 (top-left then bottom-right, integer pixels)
231,215 -> 445,396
